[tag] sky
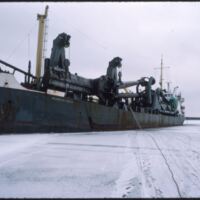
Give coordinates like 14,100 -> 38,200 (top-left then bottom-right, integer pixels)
0,2 -> 199,117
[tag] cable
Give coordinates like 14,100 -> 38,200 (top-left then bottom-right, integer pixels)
60,17 -> 114,58
6,22 -> 37,62
129,107 -> 182,197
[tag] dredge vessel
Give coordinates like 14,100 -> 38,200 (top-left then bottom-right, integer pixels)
0,6 -> 185,133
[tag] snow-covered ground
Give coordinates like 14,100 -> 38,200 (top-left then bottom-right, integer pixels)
0,120 -> 200,198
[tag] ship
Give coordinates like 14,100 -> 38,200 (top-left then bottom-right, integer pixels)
0,6 -> 185,134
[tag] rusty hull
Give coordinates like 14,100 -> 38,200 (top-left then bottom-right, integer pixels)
0,87 -> 185,134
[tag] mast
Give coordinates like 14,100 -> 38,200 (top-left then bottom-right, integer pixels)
154,55 -> 170,90
35,5 -> 49,79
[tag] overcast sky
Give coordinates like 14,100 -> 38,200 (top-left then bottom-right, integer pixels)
0,2 -> 199,117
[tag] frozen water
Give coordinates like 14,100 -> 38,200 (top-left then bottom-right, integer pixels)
0,120 -> 200,198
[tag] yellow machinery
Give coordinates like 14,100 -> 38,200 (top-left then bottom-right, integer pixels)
35,5 -> 49,79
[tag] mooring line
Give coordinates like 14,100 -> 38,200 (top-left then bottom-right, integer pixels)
129,107 -> 182,198
129,107 -> 142,130
147,134 -> 182,198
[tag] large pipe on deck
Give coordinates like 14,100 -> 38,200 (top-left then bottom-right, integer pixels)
115,92 -> 139,98
118,81 -> 139,89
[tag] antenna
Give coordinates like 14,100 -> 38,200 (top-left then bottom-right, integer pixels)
173,86 -> 179,95
166,81 -> 172,93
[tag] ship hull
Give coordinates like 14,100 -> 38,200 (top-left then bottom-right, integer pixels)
0,86 -> 185,134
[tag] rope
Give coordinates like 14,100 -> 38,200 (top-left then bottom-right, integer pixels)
60,17 -> 115,59
6,22 -> 37,62
128,105 -> 182,197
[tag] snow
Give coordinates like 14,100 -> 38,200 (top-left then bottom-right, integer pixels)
0,73 -> 26,90
0,120 -> 200,198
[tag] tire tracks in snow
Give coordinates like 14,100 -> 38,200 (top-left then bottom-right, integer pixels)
159,133 -> 200,196
130,107 -> 182,197
112,130 -> 168,198
111,131 -> 146,198
114,109 -> 182,197
112,108 -> 184,198
136,108 -> 182,197
112,129 -> 166,198
146,133 -> 182,198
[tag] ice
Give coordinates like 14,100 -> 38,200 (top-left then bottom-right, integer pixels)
0,120 -> 200,198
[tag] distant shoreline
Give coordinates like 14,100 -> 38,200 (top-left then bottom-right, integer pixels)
186,117 -> 200,120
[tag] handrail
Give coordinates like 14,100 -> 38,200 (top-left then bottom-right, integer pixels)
0,59 -> 36,79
